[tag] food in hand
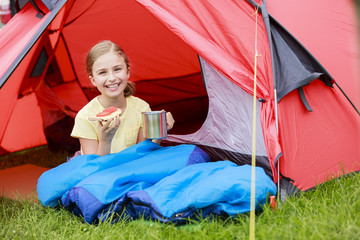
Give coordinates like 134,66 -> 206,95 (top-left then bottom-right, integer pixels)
88,106 -> 122,121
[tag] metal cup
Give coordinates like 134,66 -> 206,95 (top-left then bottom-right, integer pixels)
142,110 -> 167,139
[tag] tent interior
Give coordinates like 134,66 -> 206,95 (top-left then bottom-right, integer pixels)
0,0 -> 211,155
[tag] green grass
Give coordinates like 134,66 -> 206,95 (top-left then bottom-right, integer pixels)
1,147 -> 360,239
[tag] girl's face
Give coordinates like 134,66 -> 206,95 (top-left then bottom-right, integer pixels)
90,51 -> 130,99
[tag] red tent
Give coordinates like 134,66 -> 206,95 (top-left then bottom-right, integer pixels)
0,0 -> 359,198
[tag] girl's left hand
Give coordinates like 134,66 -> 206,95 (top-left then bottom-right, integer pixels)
98,115 -> 121,142
166,112 -> 175,131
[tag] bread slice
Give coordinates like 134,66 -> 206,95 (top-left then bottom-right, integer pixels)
88,107 -> 122,122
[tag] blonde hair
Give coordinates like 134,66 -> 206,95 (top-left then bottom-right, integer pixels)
86,40 -> 135,97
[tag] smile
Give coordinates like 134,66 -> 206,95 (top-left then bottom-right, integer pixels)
106,83 -> 120,89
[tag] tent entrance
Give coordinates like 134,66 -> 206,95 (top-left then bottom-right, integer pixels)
165,57 -> 272,178
135,72 -> 209,136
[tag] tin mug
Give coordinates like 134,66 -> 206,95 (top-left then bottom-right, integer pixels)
142,110 -> 167,139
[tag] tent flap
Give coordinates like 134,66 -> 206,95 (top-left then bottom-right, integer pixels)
264,6 -> 334,102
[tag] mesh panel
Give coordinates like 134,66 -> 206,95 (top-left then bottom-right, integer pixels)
167,57 -> 268,158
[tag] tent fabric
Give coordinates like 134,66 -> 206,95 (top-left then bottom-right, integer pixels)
167,58 -> 268,155
166,57 -> 275,179
0,0 -> 359,202
136,0 -> 273,99
248,0 -> 334,102
267,0 -> 360,107
278,80 -> 360,192
63,0 -> 200,88
264,8 -> 333,101
0,0 -> 65,87
0,0 -> 87,154
0,6 -> 48,155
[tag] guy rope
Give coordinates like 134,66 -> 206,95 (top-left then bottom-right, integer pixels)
249,5 -> 261,240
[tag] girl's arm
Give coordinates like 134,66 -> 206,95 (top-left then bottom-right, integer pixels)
137,127 -> 146,143
79,138 -> 100,155
80,116 -> 121,156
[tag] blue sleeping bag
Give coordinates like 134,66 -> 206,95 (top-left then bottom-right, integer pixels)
61,143 -> 210,223
37,140 -> 277,224
37,140 -> 210,223
100,161 -> 277,224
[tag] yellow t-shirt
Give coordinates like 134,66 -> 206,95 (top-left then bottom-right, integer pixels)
71,96 -> 151,153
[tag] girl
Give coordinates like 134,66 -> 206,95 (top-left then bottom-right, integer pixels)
71,40 -> 175,156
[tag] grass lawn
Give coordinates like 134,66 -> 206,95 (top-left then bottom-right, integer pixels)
1,146 -> 359,239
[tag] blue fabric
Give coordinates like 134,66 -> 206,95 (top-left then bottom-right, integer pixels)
102,162 -> 277,223
37,140 -> 163,206
37,140 -> 277,225
60,144 -> 210,223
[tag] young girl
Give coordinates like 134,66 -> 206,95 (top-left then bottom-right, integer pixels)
71,40 -> 175,156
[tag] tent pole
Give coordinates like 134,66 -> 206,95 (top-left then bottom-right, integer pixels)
334,82 -> 360,116
258,0 -> 281,200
